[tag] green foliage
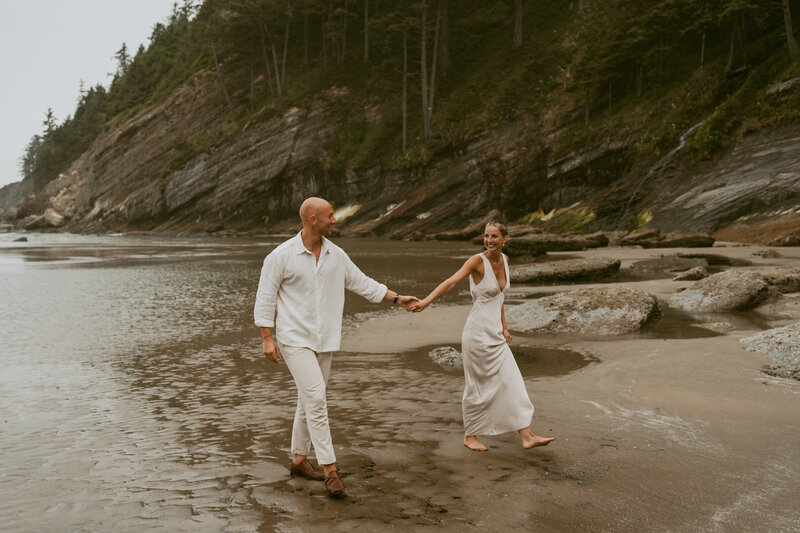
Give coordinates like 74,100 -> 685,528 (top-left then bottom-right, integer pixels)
547,208 -> 596,234
19,0 -> 800,202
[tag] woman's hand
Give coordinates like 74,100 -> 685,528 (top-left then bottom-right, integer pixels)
408,298 -> 430,312
503,328 -> 512,344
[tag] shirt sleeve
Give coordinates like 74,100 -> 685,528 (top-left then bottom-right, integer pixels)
343,254 -> 387,303
254,249 -> 283,328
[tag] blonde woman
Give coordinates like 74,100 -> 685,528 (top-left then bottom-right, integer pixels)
410,222 -> 554,451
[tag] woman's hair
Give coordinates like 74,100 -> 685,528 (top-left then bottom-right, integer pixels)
485,221 -> 509,237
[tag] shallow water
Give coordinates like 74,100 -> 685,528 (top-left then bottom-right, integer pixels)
0,234 -> 588,531
1,233 -> 791,532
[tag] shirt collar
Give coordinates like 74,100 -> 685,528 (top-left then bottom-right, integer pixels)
292,231 -> 331,256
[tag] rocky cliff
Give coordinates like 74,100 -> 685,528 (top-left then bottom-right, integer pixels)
3,69 -> 800,245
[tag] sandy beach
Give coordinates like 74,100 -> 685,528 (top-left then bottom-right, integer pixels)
1,236 -> 798,532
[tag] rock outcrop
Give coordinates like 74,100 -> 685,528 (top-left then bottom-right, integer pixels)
673,266 -> 708,281
628,254 -> 708,276
669,270 -> 771,312
741,323 -> 800,380
619,229 -> 715,248
511,257 -> 620,284
428,346 -> 463,368
3,65 -> 800,244
764,268 -> 800,294
506,287 -> 660,335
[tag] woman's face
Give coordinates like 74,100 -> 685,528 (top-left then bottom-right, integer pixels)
483,225 -> 508,253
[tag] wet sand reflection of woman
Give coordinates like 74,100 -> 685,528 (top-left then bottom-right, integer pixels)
409,222 -> 555,451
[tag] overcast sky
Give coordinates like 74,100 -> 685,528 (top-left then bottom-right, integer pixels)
0,1 -> 180,188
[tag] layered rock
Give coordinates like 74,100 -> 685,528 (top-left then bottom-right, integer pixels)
741,323 -> 800,380
505,287 -> 660,335
619,228 -> 715,248
511,257 -> 620,284
428,346 -> 463,368
669,270 -> 771,312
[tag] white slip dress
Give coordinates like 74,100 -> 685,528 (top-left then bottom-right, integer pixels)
461,253 -> 534,436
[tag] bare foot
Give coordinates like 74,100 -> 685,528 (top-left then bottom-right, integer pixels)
519,428 -> 555,449
463,435 -> 488,451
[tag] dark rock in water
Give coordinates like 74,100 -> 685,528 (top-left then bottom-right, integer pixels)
428,346 -> 462,368
619,228 -> 661,247
764,268 -> 800,294
579,231 -> 610,248
506,287 -> 660,335
501,236 -> 548,258
752,249 -> 783,259
619,228 -> 714,248
629,254 -> 707,274
13,236 -> 28,242
499,232 -> 610,258
669,270 -> 770,312
741,323 -> 800,380
673,266 -> 708,281
19,215 -> 48,230
657,233 -> 715,248
677,252 -> 753,266
511,257 -> 620,284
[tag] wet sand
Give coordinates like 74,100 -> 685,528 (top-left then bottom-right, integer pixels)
1,236 -> 799,531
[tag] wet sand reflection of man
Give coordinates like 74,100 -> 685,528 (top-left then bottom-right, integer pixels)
253,197 -> 418,497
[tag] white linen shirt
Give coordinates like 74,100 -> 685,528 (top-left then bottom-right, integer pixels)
254,232 -> 388,352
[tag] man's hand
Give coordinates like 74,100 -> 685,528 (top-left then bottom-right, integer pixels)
397,295 -> 420,310
263,337 -> 282,363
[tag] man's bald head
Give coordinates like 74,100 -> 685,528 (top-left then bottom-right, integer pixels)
299,197 -> 335,238
299,197 -> 332,224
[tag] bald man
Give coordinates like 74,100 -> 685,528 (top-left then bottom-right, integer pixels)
254,197 -> 418,497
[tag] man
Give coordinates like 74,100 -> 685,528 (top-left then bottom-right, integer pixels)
254,197 -> 417,498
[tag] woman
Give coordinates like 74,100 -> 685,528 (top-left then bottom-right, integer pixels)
410,222 -> 555,451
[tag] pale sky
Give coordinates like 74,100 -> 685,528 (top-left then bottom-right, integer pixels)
0,0 -> 181,187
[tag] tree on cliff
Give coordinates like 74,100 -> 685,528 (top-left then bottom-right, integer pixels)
781,0 -> 799,63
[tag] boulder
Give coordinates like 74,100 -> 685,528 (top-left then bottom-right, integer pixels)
428,346 -> 462,368
669,270 -> 771,312
677,253 -> 753,266
579,231 -> 610,248
657,232 -> 716,248
619,228 -> 715,248
619,228 -> 661,247
18,214 -> 47,230
764,268 -> 800,294
752,249 -> 783,259
741,323 -> 800,380
629,254 -> 707,275
673,266 -> 708,281
499,232 -> 607,258
506,287 -> 660,335
43,208 -> 65,227
511,257 -> 621,284
501,236 -> 548,258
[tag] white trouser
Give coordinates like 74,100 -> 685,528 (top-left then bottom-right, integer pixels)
279,344 -> 336,465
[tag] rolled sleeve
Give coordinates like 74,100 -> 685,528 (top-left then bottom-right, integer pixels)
344,255 -> 387,303
254,251 -> 282,328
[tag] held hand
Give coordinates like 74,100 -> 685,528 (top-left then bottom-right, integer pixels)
503,328 -> 512,344
397,295 -> 420,311
408,299 -> 430,313
263,338 -> 282,363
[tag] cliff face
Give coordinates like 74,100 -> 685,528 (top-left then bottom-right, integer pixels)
4,69 -> 800,245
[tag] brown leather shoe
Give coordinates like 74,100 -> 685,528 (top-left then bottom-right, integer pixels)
289,459 -> 325,481
324,469 -> 346,498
